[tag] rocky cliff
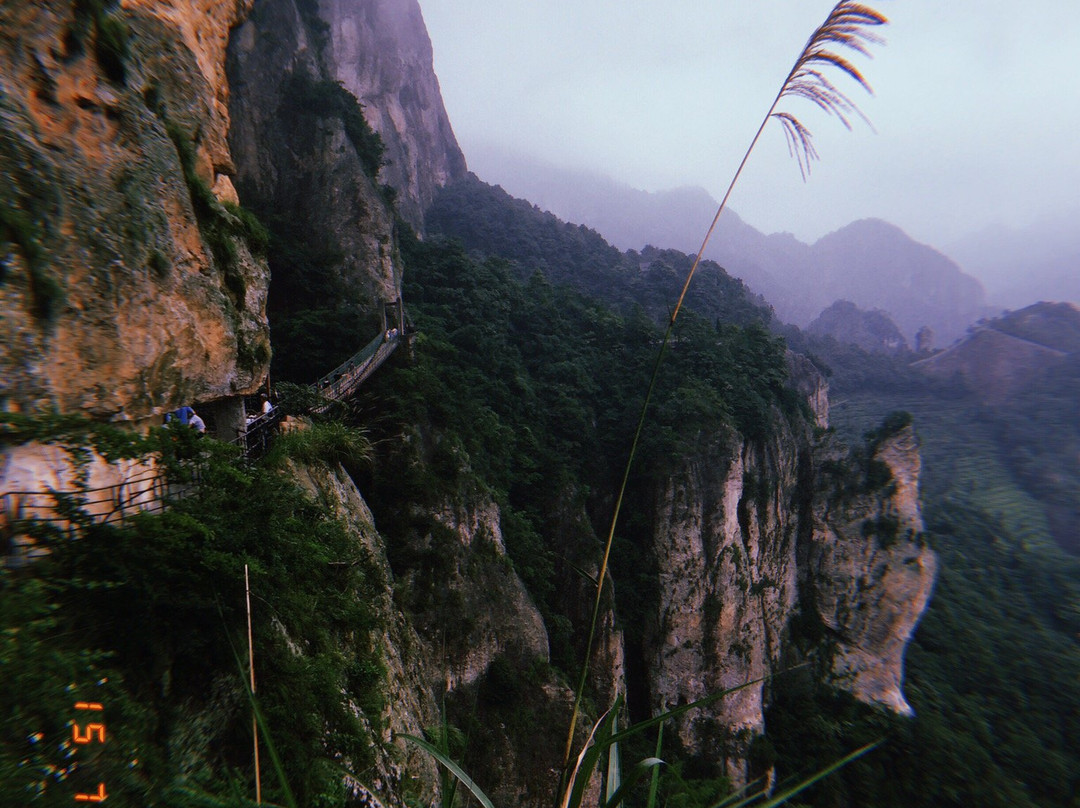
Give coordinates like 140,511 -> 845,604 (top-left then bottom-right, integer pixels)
809,423 -> 936,715
0,0 -> 269,423
645,408 -> 934,785
317,0 -> 467,227
226,0 -> 466,381
227,0 -> 404,336
1,3 -> 937,805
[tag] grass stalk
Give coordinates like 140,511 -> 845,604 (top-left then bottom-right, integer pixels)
561,0 -> 887,779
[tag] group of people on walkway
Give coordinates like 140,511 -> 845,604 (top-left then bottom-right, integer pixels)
166,394 -> 275,436
165,405 -> 205,433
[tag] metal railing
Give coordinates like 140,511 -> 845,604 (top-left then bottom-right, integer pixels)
3,319 -> 409,547
313,331 -> 401,408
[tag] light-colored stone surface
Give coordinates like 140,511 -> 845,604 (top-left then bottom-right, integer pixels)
429,498 -> 550,691
649,422 -> 802,785
647,414 -> 936,783
810,425 -> 937,715
319,0 -> 467,227
1,442 -> 160,538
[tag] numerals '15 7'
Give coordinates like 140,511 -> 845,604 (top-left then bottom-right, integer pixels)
72,702 -> 107,803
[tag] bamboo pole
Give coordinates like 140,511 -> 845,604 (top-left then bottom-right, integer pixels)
245,564 -> 261,804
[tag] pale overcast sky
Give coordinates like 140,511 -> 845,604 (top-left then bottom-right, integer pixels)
415,0 -> 1080,250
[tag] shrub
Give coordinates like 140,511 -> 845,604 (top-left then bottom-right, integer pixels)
0,200 -> 64,322
266,421 -> 373,468
0,427 -> 387,804
279,70 -> 386,178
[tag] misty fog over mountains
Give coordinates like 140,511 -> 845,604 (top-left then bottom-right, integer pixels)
469,145 -> 1076,344
947,213 -> 1080,311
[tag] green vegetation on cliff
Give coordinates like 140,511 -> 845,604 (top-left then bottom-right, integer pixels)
1,423 -> 384,806
354,225 -> 796,675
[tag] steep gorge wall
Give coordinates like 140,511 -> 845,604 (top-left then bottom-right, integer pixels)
318,0 -> 467,227
645,412 -> 935,784
226,0 -> 468,349
0,0 -> 269,422
227,0 -> 399,315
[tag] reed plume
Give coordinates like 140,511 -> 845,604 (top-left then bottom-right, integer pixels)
562,0 -> 888,773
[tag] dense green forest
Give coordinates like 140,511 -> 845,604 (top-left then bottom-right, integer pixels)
353,226 -> 797,674
1,420 -> 386,805
425,178 -> 1080,806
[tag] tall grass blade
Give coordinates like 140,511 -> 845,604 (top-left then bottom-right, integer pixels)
605,739 -> 621,803
220,603 -> 299,808
644,719 -> 664,808
602,758 -> 665,808
562,0 -> 887,771
708,778 -> 768,808
400,733 -> 497,808
562,705 -> 616,808
720,741 -> 882,808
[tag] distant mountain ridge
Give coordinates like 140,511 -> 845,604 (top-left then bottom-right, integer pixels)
465,148 -> 990,345
808,300 -> 908,354
914,301 -> 1080,403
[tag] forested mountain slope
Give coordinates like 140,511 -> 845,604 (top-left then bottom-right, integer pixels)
428,177 -> 1080,807
775,324 -> 1080,807
7,0 -> 1075,806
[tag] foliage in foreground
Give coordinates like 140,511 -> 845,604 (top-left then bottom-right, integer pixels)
1,426 -> 384,806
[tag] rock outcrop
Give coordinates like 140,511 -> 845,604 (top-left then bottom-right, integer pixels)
0,0 -> 269,422
227,0 -> 462,379
648,423 -> 803,784
226,0 -> 466,267
808,300 -> 909,355
646,405 -> 935,784
809,424 -> 936,715
318,0 -> 467,227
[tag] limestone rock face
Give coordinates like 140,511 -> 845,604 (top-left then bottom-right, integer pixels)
428,498 -> 550,691
227,0 -> 405,326
0,0 -> 269,422
646,415 -> 936,783
648,421 -> 805,784
809,425 -> 937,715
226,0 -> 468,325
289,460 -> 442,808
391,487 -> 590,808
319,0 -> 467,228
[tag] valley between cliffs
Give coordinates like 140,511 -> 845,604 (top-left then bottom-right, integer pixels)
0,1 -> 936,806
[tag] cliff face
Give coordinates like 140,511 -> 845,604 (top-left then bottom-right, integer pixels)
318,0 -> 467,227
646,412 -> 935,783
648,424 -> 804,783
0,0 -> 269,422
809,425 -> 936,715
227,0 -> 401,315
226,0 -> 466,275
